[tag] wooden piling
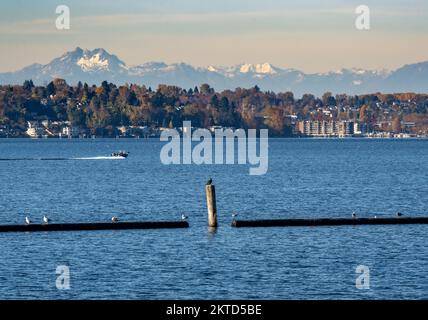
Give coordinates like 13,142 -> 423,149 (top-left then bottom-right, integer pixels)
206,184 -> 218,228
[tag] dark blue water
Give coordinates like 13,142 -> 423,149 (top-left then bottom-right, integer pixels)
0,138 -> 427,299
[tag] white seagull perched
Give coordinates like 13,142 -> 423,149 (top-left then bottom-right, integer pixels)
181,214 -> 188,221
43,215 -> 50,224
352,211 -> 357,219
25,216 -> 31,225
111,216 -> 119,223
232,212 -> 238,219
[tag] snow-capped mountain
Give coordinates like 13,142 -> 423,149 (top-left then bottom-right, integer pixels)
208,63 -> 279,76
0,47 -> 129,85
0,47 -> 427,96
49,47 -> 129,75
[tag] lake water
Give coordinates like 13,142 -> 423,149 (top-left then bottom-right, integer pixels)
0,138 -> 427,299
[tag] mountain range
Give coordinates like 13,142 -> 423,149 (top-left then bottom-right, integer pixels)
1,47 -> 427,97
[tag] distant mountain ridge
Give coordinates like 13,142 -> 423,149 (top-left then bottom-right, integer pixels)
0,47 -> 427,96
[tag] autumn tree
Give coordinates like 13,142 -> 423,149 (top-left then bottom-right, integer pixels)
263,106 -> 285,135
392,116 -> 402,133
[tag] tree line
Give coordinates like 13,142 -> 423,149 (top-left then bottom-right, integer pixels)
0,79 -> 427,136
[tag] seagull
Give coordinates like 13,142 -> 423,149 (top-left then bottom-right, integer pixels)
25,216 -> 31,225
374,215 -> 378,219
181,214 -> 188,221
111,216 -> 119,223
396,212 -> 403,217
352,211 -> 357,219
206,178 -> 213,186
43,215 -> 50,224
232,212 -> 238,219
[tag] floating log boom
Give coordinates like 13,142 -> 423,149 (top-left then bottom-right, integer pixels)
0,221 -> 189,233
232,217 -> 428,228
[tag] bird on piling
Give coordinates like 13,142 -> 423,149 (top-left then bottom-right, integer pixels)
396,212 -> 403,217
206,178 -> 213,186
25,216 -> 31,225
352,211 -> 357,219
232,212 -> 238,219
43,215 -> 50,224
111,216 -> 119,223
181,214 -> 188,221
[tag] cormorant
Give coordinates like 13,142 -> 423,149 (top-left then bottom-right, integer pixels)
206,178 -> 213,186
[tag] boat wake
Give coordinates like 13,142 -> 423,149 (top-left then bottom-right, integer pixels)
72,156 -> 126,160
0,156 -> 126,161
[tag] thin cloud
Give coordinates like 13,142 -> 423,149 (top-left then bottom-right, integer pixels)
1,8 -> 427,36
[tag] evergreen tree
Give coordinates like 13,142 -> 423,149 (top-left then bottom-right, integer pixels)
46,81 -> 56,96
23,80 -> 34,92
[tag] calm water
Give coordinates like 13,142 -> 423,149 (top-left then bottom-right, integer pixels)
0,138 -> 427,299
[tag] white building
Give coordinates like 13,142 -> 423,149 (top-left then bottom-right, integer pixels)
354,122 -> 362,135
62,126 -> 80,138
26,122 -> 44,138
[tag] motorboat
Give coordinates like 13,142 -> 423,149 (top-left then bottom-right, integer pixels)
110,151 -> 129,158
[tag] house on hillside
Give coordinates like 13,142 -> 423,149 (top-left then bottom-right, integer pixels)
26,122 -> 44,138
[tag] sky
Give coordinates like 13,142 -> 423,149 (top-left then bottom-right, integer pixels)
0,0 -> 427,73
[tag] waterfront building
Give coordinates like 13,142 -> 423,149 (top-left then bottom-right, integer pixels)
62,126 -> 80,138
26,122 -> 44,138
297,120 -> 361,137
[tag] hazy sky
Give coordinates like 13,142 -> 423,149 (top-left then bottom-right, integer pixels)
0,0 -> 427,73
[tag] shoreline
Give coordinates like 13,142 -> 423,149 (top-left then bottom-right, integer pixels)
1,136 -> 428,140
